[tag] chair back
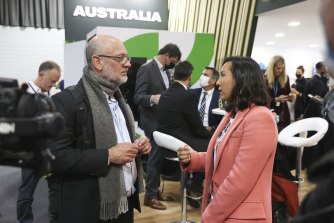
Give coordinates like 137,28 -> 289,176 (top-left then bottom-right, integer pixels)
278,117 -> 329,148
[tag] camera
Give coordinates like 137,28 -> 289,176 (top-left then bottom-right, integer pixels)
0,77 -> 64,175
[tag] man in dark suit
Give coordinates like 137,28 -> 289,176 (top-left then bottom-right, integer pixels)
302,61 -> 329,167
134,43 -> 181,210
157,61 -> 211,208
303,62 -> 329,119
189,67 -> 222,133
291,65 -> 307,121
157,61 -> 210,150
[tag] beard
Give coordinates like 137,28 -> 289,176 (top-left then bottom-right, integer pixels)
102,66 -> 128,85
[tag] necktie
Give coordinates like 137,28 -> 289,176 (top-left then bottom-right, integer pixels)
199,92 -> 208,122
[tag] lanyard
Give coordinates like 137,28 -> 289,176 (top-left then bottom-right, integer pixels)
28,83 -> 50,96
273,81 -> 279,97
28,83 -> 38,94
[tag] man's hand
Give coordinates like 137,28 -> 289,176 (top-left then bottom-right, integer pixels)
135,136 -> 151,154
108,143 -> 139,165
151,94 -> 161,105
311,95 -> 324,104
291,88 -> 299,95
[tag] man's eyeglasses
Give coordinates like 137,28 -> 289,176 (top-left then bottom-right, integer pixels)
97,54 -> 131,63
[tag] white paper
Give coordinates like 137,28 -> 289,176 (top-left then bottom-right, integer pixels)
153,131 -> 187,152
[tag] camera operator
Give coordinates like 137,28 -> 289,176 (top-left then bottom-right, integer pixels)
17,61 -> 61,223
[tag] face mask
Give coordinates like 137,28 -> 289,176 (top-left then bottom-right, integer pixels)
164,62 -> 175,70
296,74 -> 302,79
199,75 -> 210,87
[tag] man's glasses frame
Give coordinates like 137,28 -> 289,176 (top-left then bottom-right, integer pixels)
97,54 -> 131,63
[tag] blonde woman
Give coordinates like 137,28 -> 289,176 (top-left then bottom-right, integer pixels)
265,55 -> 293,129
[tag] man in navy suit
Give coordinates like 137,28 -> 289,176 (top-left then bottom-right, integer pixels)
189,67 -> 222,133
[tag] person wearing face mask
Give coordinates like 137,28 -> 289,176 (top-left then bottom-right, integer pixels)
189,67 -> 222,133
134,43 -> 181,210
303,62 -> 329,119
302,62 -> 330,168
291,65 -> 307,120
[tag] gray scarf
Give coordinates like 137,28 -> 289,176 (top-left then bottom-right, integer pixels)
82,65 -> 143,220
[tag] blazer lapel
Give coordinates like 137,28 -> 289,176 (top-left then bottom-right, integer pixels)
206,113 -> 231,174
213,105 -> 254,172
151,60 -> 168,90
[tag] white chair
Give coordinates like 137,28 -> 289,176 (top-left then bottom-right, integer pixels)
278,117 -> 329,187
153,131 -> 196,223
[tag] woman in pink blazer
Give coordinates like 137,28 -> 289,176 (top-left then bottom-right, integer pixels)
178,56 -> 278,223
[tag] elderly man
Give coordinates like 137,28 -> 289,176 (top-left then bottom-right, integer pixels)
17,60 -> 61,223
48,35 -> 151,223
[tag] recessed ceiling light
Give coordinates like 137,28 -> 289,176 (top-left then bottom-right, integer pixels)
266,41 -> 275,45
275,33 -> 285,38
288,21 -> 301,27
309,44 -> 318,48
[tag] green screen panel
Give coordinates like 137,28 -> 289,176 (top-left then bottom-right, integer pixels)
186,33 -> 215,82
124,33 -> 159,60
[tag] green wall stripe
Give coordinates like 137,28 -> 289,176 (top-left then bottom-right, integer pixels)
186,33 -> 215,82
124,33 -> 159,60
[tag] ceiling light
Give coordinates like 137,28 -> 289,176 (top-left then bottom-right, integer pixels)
275,33 -> 285,38
288,21 -> 301,27
309,44 -> 318,48
266,41 -> 275,45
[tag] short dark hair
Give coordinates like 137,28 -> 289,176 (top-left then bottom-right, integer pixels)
174,61 -> 193,81
38,61 -> 60,73
204,66 -> 219,80
158,43 -> 181,60
297,65 -> 305,73
223,56 -> 270,112
316,61 -> 325,70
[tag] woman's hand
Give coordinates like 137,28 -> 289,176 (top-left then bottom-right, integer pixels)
275,95 -> 290,103
177,145 -> 192,165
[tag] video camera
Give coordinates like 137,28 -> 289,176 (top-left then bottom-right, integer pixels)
0,77 -> 64,175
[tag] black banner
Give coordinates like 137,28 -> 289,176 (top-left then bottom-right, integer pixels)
64,0 -> 168,42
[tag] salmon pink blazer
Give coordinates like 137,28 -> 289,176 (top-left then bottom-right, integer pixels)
184,104 -> 278,223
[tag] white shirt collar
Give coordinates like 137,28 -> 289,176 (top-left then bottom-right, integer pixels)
202,87 -> 214,96
175,81 -> 188,90
27,81 -> 42,94
154,57 -> 164,71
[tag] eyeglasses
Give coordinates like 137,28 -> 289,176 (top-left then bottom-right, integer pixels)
97,54 -> 131,63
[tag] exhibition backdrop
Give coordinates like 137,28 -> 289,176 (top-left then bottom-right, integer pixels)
65,27 -> 215,87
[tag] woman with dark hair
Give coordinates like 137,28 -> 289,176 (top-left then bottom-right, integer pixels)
177,56 -> 278,223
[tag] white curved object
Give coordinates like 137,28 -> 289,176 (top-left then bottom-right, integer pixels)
278,117 -> 329,148
153,131 -> 187,152
212,108 -> 227,116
